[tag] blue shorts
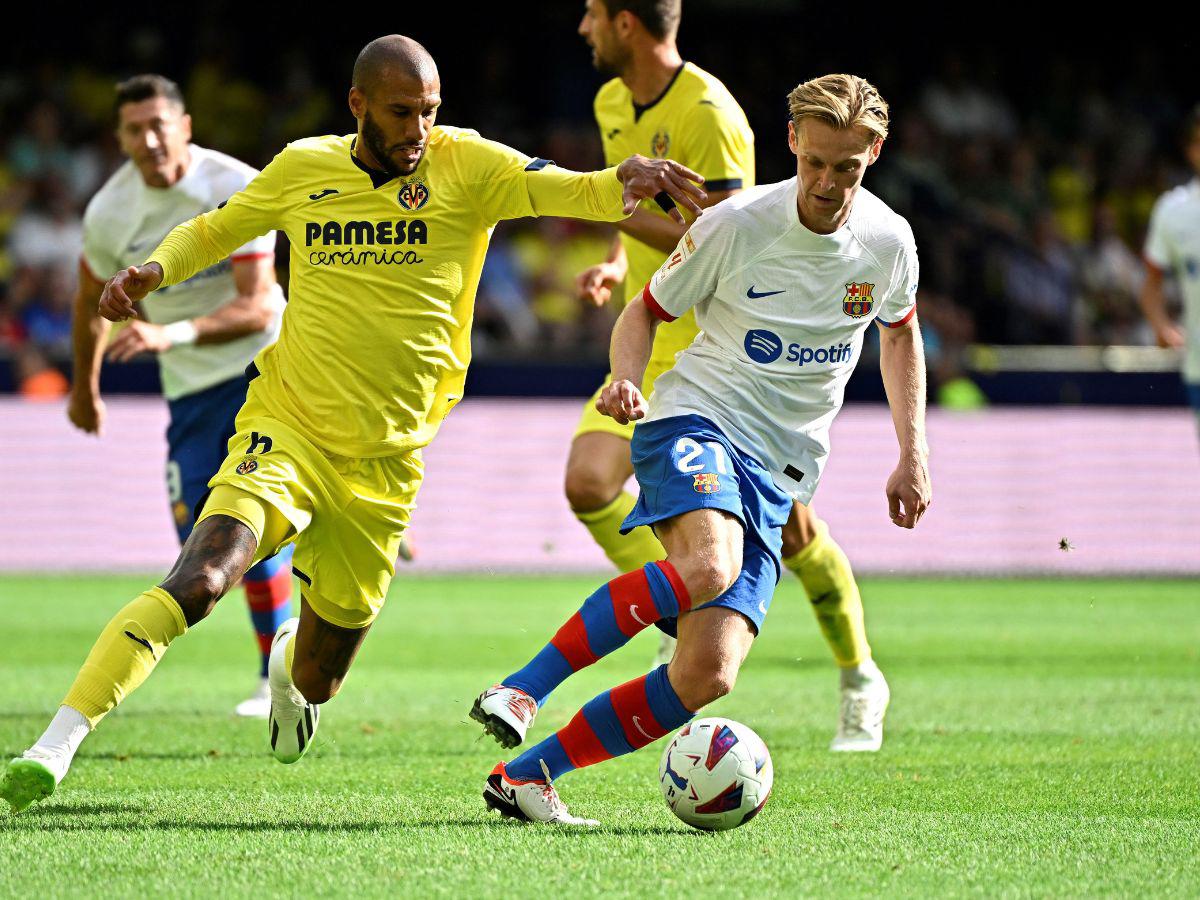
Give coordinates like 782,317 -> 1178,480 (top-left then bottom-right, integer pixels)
621,414 -> 792,635
165,375 -> 292,578
1185,381 -> 1200,411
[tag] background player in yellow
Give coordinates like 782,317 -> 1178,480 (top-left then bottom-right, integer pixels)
569,0 -> 891,752
0,34 -> 706,815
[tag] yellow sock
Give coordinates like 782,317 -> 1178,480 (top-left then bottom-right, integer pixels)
62,586 -> 188,728
783,520 -> 871,667
575,491 -> 665,573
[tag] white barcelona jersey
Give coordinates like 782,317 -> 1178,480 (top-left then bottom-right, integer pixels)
641,179 -> 918,502
1144,178 -> 1200,383
81,144 -> 283,400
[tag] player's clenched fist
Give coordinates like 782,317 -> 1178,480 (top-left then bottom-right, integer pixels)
596,378 -> 648,425
885,451 -> 932,529
615,154 -> 706,223
99,263 -> 164,322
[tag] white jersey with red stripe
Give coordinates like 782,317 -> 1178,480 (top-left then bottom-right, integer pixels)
1144,177 -> 1200,383
82,143 -> 283,400
639,178 -> 918,503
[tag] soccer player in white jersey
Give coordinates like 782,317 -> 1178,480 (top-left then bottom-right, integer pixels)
475,74 -> 931,826
1141,105 -> 1200,435
69,75 -> 292,717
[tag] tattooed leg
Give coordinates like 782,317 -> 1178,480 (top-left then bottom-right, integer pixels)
289,596 -> 372,704
160,515 -> 259,626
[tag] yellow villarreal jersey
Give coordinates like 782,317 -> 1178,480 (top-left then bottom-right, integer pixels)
595,62 -> 754,362
148,127 -> 627,457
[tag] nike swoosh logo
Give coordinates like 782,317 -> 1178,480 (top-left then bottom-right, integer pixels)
308,189 -> 339,201
629,605 -> 652,627
124,630 -> 155,659
632,715 -> 656,741
747,286 -> 785,299
758,600 -> 768,615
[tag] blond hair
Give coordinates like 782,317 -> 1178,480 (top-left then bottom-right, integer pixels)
787,74 -> 889,141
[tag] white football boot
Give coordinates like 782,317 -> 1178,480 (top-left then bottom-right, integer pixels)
471,685 -> 537,749
483,760 -> 600,826
267,618 -> 320,764
830,662 -> 890,752
234,677 -> 271,718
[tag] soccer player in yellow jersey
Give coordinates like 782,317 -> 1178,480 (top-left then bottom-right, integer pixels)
566,0 -> 891,752
0,34 -> 706,814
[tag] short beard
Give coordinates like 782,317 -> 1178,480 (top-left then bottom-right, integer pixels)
361,110 -> 419,178
592,44 -> 631,80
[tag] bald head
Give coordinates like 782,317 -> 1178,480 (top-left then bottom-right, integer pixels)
353,35 -> 439,96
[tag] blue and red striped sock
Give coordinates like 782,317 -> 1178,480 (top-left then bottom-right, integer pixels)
243,545 -> 294,677
506,664 -> 693,782
504,561 -> 691,705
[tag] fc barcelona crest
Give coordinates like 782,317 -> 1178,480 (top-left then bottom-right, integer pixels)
397,180 -> 429,210
842,282 -> 874,318
651,130 -> 671,158
693,473 -> 721,493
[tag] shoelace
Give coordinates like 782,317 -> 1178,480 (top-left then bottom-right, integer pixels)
507,692 -> 537,722
538,759 -> 568,816
840,694 -> 874,733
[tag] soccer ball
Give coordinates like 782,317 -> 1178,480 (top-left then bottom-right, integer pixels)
658,717 -> 772,831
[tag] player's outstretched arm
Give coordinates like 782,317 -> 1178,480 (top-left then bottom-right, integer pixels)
878,317 -> 931,529
98,263 -> 163,322
68,261 -> 111,435
597,294 -> 660,424
615,155 -> 706,224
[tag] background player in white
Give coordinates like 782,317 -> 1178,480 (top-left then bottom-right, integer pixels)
476,74 -> 931,825
69,75 -> 292,717
1141,104 -> 1200,435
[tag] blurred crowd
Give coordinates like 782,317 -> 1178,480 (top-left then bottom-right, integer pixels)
0,34 -> 1194,399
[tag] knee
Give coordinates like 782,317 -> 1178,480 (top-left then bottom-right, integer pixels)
291,664 -> 340,706
564,459 -> 621,513
161,564 -> 235,626
677,552 -> 741,607
669,658 -> 739,711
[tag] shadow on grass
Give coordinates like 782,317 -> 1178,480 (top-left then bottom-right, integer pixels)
3,813 -> 691,836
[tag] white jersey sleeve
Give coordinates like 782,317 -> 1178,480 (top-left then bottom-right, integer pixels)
642,207 -> 737,322
1143,194 -> 1173,270
80,200 -> 119,281
876,223 -> 919,328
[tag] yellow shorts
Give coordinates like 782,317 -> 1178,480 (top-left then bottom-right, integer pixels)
574,358 -> 677,441
204,406 -> 422,630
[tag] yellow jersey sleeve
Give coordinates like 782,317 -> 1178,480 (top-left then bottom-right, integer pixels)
452,132 -> 626,226
148,147 -> 287,288
676,99 -> 754,191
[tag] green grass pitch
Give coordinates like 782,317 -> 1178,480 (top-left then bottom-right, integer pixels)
1,574 -> 1197,897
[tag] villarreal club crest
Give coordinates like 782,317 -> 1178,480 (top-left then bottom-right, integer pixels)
397,180 -> 429,211
842,282 -> 874,318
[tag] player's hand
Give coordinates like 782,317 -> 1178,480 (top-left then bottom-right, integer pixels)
99,264 -> 163,322
106,320 -> 172,362
67,387 -> 106,436
1153,322 -> 1185,350
597,378 -> 648,424
615,155 -> 705,224
576,261 -> 624,306
885,450 -> 931,529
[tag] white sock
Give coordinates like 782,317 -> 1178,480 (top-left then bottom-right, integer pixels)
839,658 -> 883,690
26,705 -> 91,783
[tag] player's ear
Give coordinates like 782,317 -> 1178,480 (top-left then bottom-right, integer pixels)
180,113 -> 193,143
348,86 -> 366,119
867,136 -> 883,165
787,120 -> 798,155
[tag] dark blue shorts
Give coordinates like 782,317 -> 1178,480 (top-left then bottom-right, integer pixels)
621,414 -> 792,635
166,374 -> 291,578
1185,381 -> 1200,411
